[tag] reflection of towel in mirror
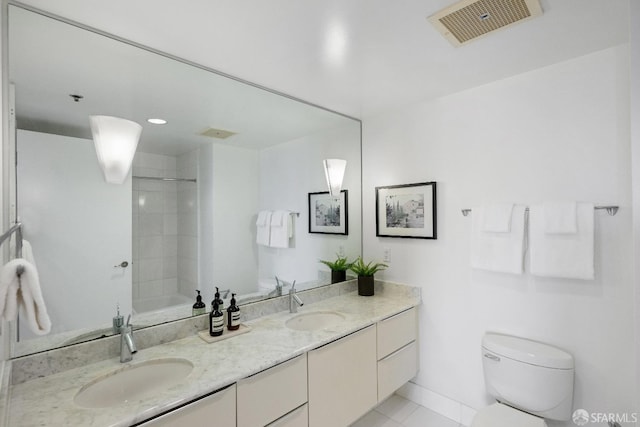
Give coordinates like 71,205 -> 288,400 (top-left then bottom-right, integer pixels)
256,210 -> 272,246
0,259 -> 51,335
270,210 -> 293,248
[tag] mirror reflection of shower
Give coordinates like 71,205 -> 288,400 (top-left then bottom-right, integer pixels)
132,151 -> 198,315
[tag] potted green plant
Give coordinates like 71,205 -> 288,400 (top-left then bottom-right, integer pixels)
349,257 -> 388,296
319,255 -> 353,284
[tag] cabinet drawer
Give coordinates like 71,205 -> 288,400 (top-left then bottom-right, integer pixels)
237,354 -> 307,427
308,325 -> 377,427
377,307 -> 417,360
378,341 -> 418,402
140,384 -> 236,426
267,404 -> 308,427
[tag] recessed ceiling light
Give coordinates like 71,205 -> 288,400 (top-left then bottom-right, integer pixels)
147,118 -> 167,125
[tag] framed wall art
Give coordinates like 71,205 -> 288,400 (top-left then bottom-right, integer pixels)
308,190 -> 348,235
375,182 -> 437,239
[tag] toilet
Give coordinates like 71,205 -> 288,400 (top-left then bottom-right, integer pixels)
472,333 -> 575,427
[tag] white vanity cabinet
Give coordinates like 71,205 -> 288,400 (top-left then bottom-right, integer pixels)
376,307 -> 419,401
307,325 -> 377,427
237,354 -> 308,427
139,384 -> 236,426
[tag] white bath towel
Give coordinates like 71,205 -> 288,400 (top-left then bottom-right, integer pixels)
470,205 -> 527,274
530,202 -> 594,280
12,239 -> 37,267
543,201 -> 577,234
0,258 -> 51,335
482,204 -> 514,233
270,210 -> 293,248
256,210 -> 272,246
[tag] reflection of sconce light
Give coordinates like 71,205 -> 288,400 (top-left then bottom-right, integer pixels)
90,115 -> 142,184
323,159 -> 346,197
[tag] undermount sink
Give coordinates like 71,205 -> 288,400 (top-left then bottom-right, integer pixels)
285,311 -> 345,331
74,358 -> 193,408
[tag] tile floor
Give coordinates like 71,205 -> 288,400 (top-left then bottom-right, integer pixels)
350,394 -> 464,427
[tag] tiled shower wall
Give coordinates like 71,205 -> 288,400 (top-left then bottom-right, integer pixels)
132,151 -> 198,305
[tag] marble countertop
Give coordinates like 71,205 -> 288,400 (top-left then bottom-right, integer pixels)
5,283 -> 420,427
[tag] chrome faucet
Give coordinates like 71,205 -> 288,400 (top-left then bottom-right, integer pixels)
289,281 -> 303,313
120,315 -> 137,363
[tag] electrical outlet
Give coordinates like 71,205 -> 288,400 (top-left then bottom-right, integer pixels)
338,245 -> 345,257
383,247 -> 391,263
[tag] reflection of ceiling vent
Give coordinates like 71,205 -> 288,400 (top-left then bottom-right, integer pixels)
428,0 -> 543,47
198,127 -> 236,139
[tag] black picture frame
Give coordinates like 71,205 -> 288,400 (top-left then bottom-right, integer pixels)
308,190 -> 348,235
375,182 -> 437,239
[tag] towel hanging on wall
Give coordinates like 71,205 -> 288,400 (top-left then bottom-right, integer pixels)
270,210 -> 293,248
256,210 -> 272,246
470,204 -> 527,274
529,202 -> 594,280
0,258 -> 51,335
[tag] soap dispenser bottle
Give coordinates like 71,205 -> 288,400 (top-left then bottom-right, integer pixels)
192,290 -> 206,316
227,293 -> 240,331
209,301 -> 224,336
213,287 -> 224,312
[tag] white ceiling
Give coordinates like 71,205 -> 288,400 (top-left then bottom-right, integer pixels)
13,0 -> 630,119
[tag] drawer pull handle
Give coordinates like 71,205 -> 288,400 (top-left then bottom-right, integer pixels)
484,353 -> 500,362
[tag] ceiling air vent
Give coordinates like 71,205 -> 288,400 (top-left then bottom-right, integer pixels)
198,127 -> 236,139
428,0 -> 543,47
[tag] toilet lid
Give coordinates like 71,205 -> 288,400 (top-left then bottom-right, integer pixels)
472,403 -> 548,427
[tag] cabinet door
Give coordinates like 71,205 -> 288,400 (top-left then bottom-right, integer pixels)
308,326 -> 377,427
378,341 -> 418,401
267,404 -> 308,427
237,354 -> 307,427
140,384 -> 236,426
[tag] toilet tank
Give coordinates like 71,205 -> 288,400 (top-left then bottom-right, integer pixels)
482,333 -> 574,421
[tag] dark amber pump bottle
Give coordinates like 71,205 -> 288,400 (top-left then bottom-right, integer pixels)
227,293 -> 240,331
209,301 -> 224,337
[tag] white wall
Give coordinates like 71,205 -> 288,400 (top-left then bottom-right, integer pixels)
211,143 -> 259,296
17,130 -> 132,336
199,143 -> 260,301
363,45 -> 633,425
258,123 -> 361,285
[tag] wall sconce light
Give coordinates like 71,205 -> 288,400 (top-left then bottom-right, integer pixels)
323,158 -> 347,197
90,115 -> 142,184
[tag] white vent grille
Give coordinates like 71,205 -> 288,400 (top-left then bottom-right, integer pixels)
428,0 -> 543,46
198,127 -> 236,139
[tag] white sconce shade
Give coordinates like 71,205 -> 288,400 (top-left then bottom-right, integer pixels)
90,115 -> 142,184
323,158 -> 347,197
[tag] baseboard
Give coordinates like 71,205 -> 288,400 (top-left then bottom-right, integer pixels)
396,381 -> 477,426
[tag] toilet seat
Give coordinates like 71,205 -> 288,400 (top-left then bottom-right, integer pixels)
472,403 -> 548,427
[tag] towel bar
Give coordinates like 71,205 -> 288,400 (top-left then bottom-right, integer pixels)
461,205 -> 619,217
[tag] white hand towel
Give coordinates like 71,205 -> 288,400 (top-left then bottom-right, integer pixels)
0,258 -> 51,335
470,205 -> 526,274
270,210 -> 292,248
256,210 -> 272,246
530,202 -> 594,280
482,204 -> 514,233
543,201 -> 577,234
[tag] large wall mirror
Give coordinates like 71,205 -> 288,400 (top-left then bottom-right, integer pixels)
7,4 -> 362,357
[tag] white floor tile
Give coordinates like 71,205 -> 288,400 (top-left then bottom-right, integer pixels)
402,406 -> 460,427
350,410 -> 402,427
375,394 -> 419,423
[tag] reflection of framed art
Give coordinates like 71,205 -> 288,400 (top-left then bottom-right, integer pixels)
376,182 -> 437,239
308,190 -> 348,235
